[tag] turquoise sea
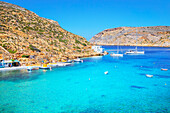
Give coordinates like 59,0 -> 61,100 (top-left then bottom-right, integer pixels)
0,46 -> 170,113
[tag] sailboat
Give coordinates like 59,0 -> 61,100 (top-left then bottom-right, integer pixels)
125,29 -> 144,54
110,38 -> 123,57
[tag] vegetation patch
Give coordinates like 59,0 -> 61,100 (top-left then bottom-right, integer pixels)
29,45 -> 41,52
59,39 -> 68,43
8,49 -> 16,54
82,43 -> 86,46
22,55 -> 30,58
77,50 -> 81,52
75,39 -> 81,44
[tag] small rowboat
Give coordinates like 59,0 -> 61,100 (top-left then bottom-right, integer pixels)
104,71 -> 108,75
161,68 -> 168,71
146,74 -> 153,78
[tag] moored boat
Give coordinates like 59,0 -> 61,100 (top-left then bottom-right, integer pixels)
39,66 -> 50,69
146,74 -> 153,78
110,53 -> 123,57
73,58 -> 83,62
27,66 -> 39,71
66,60 -> 73,63
125,29 -> 144,55
161,68 -> 168,71
39,64 -> 51,69
110,37 -> 123,57
125,50 -> 144,54
104,71 -> 108,74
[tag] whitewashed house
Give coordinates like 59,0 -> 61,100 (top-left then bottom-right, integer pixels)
92,46 -> 104,53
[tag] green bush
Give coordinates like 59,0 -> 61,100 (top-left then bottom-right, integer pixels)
39,29 -> 45,32
59,39 -> 68,43
29,45 -> 41,52
22,55 -> 30,58
82,43 -> 86,46
76,46 -> 80,49
75,39 -> 81,44
77,50 -> 81,52
8,49 -> 16,54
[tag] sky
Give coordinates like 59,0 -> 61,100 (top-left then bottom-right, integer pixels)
1,0 -> 170,40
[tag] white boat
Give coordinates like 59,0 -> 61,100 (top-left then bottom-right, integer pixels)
146,74 -> 153,78
110,53 -> 123,57
110,38 -> 123,57
73,58 -> 83,62
66,60 -> 73,63
104,71 -> 108,74
27,66 -> 39,71
125,49 -> 144,54
125,29 -> 144,55
39,66 -> 50,69
27,66 -> 32,72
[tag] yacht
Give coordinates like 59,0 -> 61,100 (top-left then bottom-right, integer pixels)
110,38 -> 123,57
125,29 -> 144,55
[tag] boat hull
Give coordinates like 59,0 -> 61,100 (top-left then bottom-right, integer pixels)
125,51 -> 144,54
110,53 -> 123,57
39,67 -> 50,69
73,59 -> 83,62
146,74 -> 153,78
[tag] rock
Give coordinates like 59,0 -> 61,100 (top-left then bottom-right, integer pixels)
90,26 -> 170,47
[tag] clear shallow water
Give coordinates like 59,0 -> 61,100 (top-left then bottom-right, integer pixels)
0,46 -> 170,113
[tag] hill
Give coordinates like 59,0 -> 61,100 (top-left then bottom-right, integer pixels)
90,26 -> 170,47
0,1 -> 99,64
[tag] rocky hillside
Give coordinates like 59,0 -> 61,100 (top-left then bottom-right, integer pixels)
90,26 -> 170,47
0,1 -> 98,64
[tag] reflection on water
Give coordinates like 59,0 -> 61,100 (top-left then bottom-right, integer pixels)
0,69 -> 44,82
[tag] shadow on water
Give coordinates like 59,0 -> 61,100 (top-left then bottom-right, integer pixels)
130,85 -> 147,89
0,103 -> 16,112
154,74 -> 170,78
134,65 -> 153,69
0,70 -> 43,82
80,108 -> 103,113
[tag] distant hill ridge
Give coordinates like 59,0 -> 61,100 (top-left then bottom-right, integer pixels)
0,1 -> 98,63
90,26 -> 170,47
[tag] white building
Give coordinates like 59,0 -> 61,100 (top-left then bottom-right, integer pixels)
92,46 -> 104,53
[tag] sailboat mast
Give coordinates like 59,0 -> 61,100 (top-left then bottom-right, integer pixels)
117,38 -> 119,54
136,29 -> 138,51
2,50 -> 4,67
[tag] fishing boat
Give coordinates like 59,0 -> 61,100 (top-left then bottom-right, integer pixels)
110,38 -> 123,57
125,29 -> 144,55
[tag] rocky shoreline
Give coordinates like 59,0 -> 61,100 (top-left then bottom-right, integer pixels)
90,26 -> 170,47
95,44 -> 170,48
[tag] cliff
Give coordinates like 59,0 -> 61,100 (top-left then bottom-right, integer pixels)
0,1 -> 99,64
90,26 -> 170,47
